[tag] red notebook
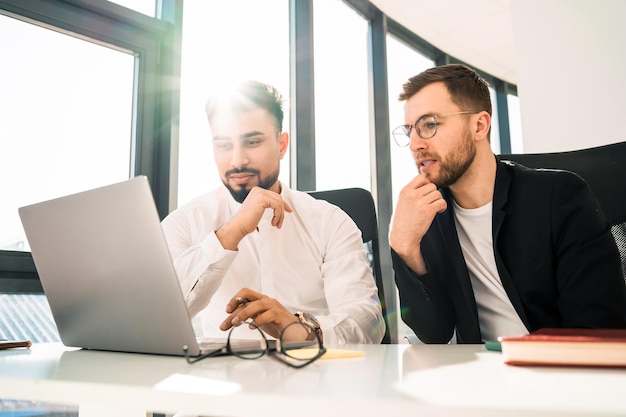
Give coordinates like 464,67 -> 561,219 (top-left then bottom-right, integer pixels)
499,328 -> 626,368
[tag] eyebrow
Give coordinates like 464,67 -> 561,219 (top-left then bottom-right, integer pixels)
240,131 -> 264,139
407,113 -> 434,125
417,112 -> 437,120
213,130 -> 265,141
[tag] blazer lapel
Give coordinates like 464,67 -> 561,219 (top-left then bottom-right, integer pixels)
439,189 -> 481,337
493,159 -> 530,328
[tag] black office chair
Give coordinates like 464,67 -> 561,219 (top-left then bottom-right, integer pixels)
499,141 -> 626,280
307,188 -> 391,343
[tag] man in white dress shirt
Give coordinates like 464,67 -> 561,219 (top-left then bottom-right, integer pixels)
162,81 -> 384,344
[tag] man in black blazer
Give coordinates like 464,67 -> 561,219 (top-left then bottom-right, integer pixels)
390,64 -> 626,344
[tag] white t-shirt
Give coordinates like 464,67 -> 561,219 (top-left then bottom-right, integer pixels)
161,183 -> 385,344
453,200 -> 528,341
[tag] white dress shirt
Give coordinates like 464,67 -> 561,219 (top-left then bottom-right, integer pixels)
161,183 -> 385,344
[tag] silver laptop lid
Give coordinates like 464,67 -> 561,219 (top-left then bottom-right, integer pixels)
18,176 -> 201,356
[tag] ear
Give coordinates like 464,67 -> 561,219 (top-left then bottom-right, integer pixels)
278,132 -> 289,159
474,111 -> 491,142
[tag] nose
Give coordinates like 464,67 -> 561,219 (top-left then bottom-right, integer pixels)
230,143 -> 249,168
408,129 -> 426,152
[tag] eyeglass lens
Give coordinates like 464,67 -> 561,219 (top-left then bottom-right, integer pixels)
392,115 -> 438,146
279,322 -> 322,361
393,111 -> 478,147
229,321 -> 323,365
228,323 -> 268,359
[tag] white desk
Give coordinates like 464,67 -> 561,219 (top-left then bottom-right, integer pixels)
1,342 -> 625,417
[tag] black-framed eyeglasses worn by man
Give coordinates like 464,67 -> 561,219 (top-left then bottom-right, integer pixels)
184,320 -> 326,369
392,110 -> 479,146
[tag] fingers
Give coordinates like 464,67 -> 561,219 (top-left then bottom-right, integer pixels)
229,300 -> 276,327
217,189 -> 292,250
403,175 -> 438,198
421,186 -> 447,213
390,175 -> 447,256
398,175 -> 446,213
263,191 -> 292,228
224,288 -> 262,314
220,288 -> 266,331
239,187 -> 292,230
271,199 -> 292,228
434,198 -> 448,214
219,290 -> 295,339
405,173 -> 433,191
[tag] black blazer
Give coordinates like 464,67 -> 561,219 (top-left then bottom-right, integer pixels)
393,157 -> 626,344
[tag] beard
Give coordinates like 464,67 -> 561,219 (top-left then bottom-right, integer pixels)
222,167 -> 280,203
418,129 -> 476,188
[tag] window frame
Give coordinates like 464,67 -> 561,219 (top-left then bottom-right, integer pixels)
0,0 -> 182,291
0,0 -> 520,344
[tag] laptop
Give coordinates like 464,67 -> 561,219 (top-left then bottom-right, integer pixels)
19,176 -> 270,357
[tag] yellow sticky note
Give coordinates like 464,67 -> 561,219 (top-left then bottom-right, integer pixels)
321,348 -> 365,359
285,348 -> 365,360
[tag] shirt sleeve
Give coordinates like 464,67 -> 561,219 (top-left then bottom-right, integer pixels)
161,207 -> 238,318
391,247 -> 457,343
314,205 -> 386,344
550,172 -> 626,328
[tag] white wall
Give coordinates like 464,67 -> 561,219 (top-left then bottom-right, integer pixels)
511,0 -> 626,153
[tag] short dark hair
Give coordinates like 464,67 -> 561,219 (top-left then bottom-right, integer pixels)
205,80 -> 285,131
399,64 -> 492,117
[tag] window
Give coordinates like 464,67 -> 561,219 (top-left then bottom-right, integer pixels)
490,87 -> 501,154
386,34 -> 434,209
0,0 -> 522,346
176,0 -> 290,207
109,0 -> 156,17
508,94 -> 524,153
0,0 -> 178,345
313,0 -> 370,191
0,14 -> 134,252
